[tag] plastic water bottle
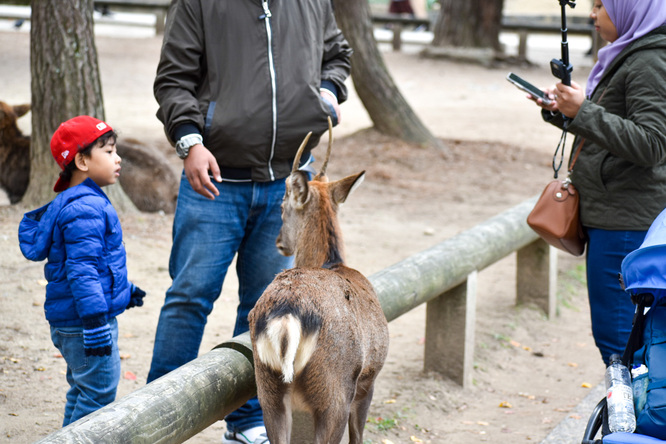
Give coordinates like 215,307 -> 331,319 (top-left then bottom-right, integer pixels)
631,364 -> 648,415
605,354 -> 636,433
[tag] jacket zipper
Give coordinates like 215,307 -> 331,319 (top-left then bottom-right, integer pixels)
261,0 -> 277,181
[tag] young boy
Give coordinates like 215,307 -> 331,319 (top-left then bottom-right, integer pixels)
18,115 -> 145,426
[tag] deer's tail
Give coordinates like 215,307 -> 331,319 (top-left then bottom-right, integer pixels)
255,313 -> 320,383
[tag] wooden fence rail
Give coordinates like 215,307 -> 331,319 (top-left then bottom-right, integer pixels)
35,195 -> 558,443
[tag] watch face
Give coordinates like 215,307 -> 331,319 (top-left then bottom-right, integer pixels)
176,143 -> 189,159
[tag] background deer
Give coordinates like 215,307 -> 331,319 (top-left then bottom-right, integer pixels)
0,101 -> 30,204
248,125 -> 389,444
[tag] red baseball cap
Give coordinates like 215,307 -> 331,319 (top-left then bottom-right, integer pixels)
50,116 -> 113,192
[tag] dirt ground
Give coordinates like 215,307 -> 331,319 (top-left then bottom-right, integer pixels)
0,6 -> 608,443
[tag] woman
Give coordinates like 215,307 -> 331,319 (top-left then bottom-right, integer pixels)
535,0 -> 666,365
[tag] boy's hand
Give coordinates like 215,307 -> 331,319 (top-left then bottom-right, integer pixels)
127,285 -> 146,309
82,316 -> 113,357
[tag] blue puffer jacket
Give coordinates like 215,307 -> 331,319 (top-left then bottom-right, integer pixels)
18,179 -> 131,327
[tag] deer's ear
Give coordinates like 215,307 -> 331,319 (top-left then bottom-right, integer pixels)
13,104 -> 30,118
330,171 -> 365,205
288,171 -> 310,208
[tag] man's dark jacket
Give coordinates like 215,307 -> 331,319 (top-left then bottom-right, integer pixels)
155,0 -> 353,182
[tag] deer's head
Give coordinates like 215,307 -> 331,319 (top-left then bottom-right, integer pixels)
276,120 -> 364,268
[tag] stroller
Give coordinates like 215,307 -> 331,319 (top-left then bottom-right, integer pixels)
582,209 -> 666,443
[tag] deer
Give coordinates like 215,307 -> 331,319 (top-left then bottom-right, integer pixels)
248,121 -> 389,444
0,101 -> 31,204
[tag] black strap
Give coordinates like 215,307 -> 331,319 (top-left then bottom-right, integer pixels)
621,293 -> 655,367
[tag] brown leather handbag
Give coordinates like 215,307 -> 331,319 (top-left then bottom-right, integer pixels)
527,139 -> 586,256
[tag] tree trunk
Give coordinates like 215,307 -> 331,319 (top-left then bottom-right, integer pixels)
25,0 -> 135,211
432,0 -> 504,52
333,0 -> 445,150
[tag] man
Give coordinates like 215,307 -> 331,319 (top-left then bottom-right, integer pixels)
146,1 -> 352,443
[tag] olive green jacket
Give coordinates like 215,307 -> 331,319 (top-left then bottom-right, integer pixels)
545,25 -> 666,230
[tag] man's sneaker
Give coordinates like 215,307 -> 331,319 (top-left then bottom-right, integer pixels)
222,426 -> 269,444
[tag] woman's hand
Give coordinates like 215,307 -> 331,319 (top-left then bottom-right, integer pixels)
553,80 -> 586,118
530,85 -> 559,113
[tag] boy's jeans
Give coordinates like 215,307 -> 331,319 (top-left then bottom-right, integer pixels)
50,317 -> 120,426
148,175 -> 293,433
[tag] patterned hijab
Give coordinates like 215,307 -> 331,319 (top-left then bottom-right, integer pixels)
586,0 -> 666,97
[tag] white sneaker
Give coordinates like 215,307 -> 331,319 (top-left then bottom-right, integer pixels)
222,426 -> 269,444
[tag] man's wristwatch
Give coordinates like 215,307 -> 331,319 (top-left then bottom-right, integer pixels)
175,134 -> 203,159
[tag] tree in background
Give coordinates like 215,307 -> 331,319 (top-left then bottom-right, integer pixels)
25,0 -> 133,209
334,0 -> 445,150
432,0 -> 505,52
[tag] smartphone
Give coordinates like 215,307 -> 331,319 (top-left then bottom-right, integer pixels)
506,72 -> 552,105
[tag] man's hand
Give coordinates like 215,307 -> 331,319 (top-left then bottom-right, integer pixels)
183,144 -> 222,199
320,89 -> 342,126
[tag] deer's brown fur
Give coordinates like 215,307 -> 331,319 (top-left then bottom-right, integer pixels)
249,125 -> 389,444
0,101 -> 30,203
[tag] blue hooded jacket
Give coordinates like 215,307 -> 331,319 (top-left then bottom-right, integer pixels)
18,179 -> 131,327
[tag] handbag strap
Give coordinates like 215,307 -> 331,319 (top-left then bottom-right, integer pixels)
564,86 -> 610,175
568,138 -> 585,173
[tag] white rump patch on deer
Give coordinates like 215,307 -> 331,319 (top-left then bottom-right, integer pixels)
256,314 -> 319,384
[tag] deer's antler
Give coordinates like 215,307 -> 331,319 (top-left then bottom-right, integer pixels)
292,131 -> 313,174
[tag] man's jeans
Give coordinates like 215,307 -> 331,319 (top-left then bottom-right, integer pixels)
50,317 -> 120,426
148,174 -> 293,433
586,228 -> 647,365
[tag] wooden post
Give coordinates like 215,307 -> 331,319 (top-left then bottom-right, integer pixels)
392,23 -> 403,51
154,8 -> 166,34
516,239 -> 557,319
424,271 -> 477,387
517,29 -> 528,61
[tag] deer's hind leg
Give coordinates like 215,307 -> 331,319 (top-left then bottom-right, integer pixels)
348,381 -> 376,444
256,371 -> 292,444
312,402 -> 352,444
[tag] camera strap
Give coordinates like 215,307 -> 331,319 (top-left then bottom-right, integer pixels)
551,86 -> 608,179
552,120 -> 569,179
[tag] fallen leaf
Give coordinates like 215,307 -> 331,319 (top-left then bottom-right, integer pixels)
410,436 -> 423,442
499,401 -> 512,408
381,440 -> 395,444
581,382 -> 592,388
567,362 -> 579,368
120,354 -> 131,360
123,371 -> 137,381
53,353 -> 63,359
510,340 -> 520,347
477,421 -> 489,426
34,367 -> 45,372
384,399 -> 396,404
